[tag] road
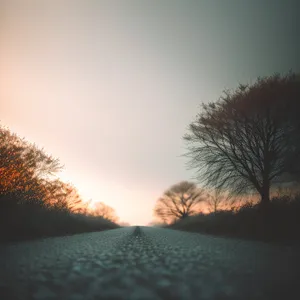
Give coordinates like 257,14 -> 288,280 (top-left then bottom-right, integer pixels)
1,226 -> 299,300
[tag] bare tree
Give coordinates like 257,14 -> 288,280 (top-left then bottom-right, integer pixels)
205,189 -> 233,213
154,181 -> 204,223
184,72 -> 300,210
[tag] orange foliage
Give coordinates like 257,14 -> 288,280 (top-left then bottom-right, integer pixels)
0,124 -> 84,211
0,124 -> 107,216
90,202 -> 119,222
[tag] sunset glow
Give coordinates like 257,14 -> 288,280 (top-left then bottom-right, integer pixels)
1,0 -> 299,225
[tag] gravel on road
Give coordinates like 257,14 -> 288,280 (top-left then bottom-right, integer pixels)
1,226 -> 299,300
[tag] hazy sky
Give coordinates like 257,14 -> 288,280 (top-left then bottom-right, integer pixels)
1,0 -> 299,225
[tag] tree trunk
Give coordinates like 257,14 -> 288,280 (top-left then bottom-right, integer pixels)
214,201 -> 217,213
181,212 -> 188,219
259,181 -> 271,239
260,181 -> 270,208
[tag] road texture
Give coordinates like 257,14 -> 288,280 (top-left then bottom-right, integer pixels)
1,226 -> 300,300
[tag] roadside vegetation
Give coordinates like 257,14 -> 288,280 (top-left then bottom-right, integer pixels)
0,125 -> 119,243
153,72 -> 300,245
167,190 -> 300,245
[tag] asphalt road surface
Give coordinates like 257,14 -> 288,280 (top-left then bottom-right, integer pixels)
1,226 -> 300,300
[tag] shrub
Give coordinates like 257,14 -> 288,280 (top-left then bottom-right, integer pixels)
167,194 -> 300,244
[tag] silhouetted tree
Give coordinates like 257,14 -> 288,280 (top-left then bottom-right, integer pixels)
184,72 -> 300,210
205,189 -> 233,213
154,181 -> 204,223
91,201 -> 119,222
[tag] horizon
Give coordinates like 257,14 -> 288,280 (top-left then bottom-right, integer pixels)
1,0 -> 299,225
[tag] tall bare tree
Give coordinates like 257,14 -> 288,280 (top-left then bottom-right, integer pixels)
154,181 -> 204,223
184,72 -> 300,210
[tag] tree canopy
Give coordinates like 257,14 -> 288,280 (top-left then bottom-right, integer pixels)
184,72 -> 300,208
204,189 -> 233,213
154,181 -> 204,223
0,124 -> 84,212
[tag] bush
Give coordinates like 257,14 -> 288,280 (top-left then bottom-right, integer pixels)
167,194 -> 300,245
0,194 -> 119,243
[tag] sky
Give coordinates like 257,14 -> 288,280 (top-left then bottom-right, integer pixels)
0,0 -> 299,225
